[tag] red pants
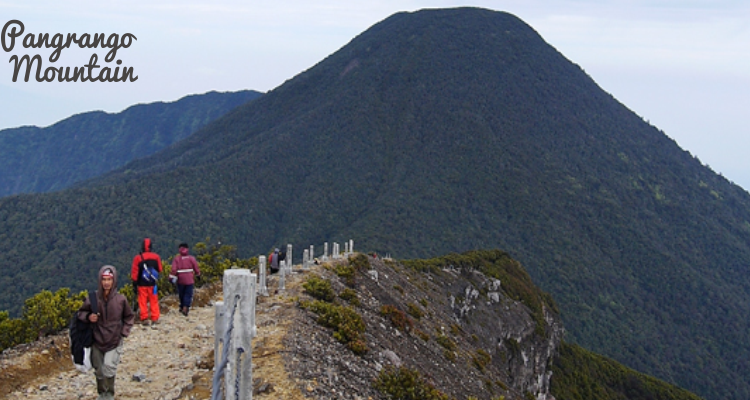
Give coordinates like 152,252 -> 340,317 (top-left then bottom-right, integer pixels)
137,286 -> 160,321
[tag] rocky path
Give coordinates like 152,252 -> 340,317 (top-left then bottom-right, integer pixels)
1,273 -> 310,400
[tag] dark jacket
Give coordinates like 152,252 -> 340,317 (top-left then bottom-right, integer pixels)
131,238 -> 163,286
78,265 -> 135,352
271,249 -> 280,270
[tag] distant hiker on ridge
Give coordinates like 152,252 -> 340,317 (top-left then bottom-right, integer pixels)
269,247 -> 280,274
131,238 -> 163,326
77,265 -> 134,399
170,242 -> 200,317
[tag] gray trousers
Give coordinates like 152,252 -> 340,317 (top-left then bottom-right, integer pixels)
91,340 -> 124,379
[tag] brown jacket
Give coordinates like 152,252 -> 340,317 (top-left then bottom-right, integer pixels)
78,265 -> 135,352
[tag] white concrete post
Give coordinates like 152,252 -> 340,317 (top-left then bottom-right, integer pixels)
323,242 -> 329,261
258,256 -> 269,297
350,240 -> 354,254
309,245 -> 314,264
279,265 -> 286,291
214,301 -> 226,374
303,249 -> 309,269
333,243 -> 339,259
287,244 -> 293,273
223,270 -> 257,400
344,242 -> 349,255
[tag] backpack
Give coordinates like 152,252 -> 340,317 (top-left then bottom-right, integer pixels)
69,292 -> 98,372
137,254 -> 160,286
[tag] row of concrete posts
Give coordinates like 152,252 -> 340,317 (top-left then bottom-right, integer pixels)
257,240 -> 355,297
212,239 -> 355,399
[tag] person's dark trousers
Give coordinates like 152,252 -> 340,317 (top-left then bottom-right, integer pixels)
177,284 -> 194,315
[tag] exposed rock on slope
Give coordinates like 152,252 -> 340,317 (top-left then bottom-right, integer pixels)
1,253 -> 562,400
285,253 -> 563,400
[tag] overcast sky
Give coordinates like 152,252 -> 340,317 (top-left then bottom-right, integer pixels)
1,1 -> 748,189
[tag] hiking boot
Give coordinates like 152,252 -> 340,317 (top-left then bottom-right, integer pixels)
150,320 -> 159,329
105,376 -> 116,398
96,378 -> 107,396
141,319 -> 151,326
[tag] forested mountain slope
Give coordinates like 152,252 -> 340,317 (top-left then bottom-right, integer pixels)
0,7 -> 747,399
0,90 -> 261,197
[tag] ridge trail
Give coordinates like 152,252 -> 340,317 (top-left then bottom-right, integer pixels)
0,269 -> 309,400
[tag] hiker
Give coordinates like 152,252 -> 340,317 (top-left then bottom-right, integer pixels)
77,265 -> 134,400
269,248 -> 280,274
170,242 -> 201,316
131,238 -> 163,325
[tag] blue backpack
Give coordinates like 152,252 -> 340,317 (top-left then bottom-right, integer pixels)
137,255 -> 160,286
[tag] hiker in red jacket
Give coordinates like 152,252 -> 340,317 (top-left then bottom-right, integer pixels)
78,265 -> 134,399
130,238 -> 163,325
170,242 -> 200,316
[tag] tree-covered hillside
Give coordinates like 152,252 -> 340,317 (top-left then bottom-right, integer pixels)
0,7 -> 746,399
0,90 -> 261,197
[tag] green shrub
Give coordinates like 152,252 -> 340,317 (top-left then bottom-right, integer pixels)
406,302 -> 424,320
193,240 -> 257,285
348,253 -> 370,271
23,288 -> 86,338
472,349 -> 492,372
0,313 -> 31,351
380,305 -> 413,332
373,366 -> 452,400
443,349 -> 457,362
306,300 -> 367,354
415,328 -> 430,341
303,275 -> 336,302
1,287 -> 85,352
335,264 -> 357,287
436,334 -> 456,351
339,288 -> 360,306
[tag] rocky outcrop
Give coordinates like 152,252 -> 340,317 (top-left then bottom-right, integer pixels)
446,268 -> 564,399
285,253 -> 564,400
